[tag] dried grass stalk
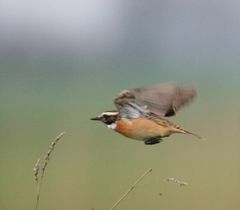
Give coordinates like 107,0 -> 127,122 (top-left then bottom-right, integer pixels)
33,158 -> 41,182
41,132 -> 65,174
164,177 -> 188,187
110,168 -> 152,210
33,131 -> 65,210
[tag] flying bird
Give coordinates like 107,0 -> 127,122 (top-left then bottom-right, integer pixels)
91,83 -> 203,145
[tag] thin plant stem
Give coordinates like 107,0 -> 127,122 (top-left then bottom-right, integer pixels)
110,168 -> 152,210
34,132 -> 65,210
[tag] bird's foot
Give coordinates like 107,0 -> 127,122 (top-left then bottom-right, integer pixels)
144,137 -> 162,145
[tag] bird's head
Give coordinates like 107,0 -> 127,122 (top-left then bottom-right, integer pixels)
91,110 -> 119,126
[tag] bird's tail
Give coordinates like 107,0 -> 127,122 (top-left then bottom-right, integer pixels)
173,125 -> 205,140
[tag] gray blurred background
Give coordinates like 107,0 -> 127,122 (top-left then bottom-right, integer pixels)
0,0 -> 240,209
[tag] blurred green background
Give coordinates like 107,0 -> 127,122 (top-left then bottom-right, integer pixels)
1,0 -> 240,210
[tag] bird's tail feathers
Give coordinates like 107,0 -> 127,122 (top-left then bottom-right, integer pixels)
174,126 -> 205,140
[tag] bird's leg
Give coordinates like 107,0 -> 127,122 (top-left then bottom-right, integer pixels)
144,137 -> 162,145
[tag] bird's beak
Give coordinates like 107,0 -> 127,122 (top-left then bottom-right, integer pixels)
90,116 -> 102,121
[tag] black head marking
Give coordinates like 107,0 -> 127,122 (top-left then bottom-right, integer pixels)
101,113 -> 118,125
91,111 -> 119,125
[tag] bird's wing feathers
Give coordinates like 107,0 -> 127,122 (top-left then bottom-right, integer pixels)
114,83 -> 196,119
116,102 -> 149,119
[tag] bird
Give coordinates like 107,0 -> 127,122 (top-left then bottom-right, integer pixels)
91,83 -> 203,145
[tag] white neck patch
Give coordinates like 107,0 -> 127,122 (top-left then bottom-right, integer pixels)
107,123 -> 117,130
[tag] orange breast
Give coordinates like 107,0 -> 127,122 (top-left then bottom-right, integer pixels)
115,118 -> 171,140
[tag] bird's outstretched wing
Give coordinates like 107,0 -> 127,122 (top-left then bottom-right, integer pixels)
114,83 -> 196,119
